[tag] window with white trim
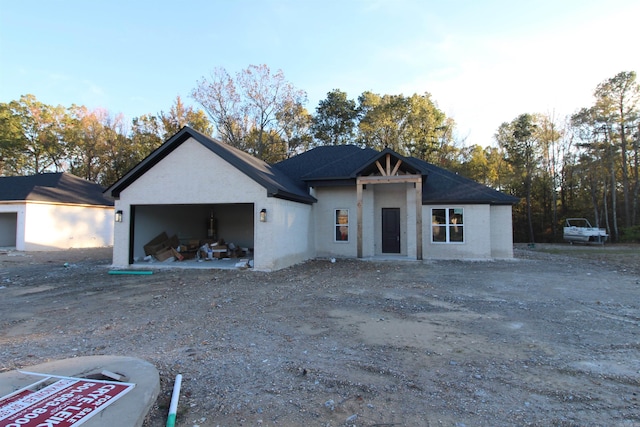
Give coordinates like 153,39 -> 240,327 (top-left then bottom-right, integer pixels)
431,208 -> 464,243
335,209 -> 349,242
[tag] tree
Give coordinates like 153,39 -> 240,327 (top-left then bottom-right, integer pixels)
357,92 -> 408,152
455,144 -> 490,183
555,121 -> 578,220
66,106 -> 113,184
496,113 -> 539,243
311,89 -> 358,145
404,93 -> 450,163
485,145 -> 511,192
0,102 -> 26,174
192,67 -> 241,144
0,95 -> 68,175
130,114 -> 163,159
192,64 -> 308,161
356,91 -> 451,158
571,106 -> 620,241
100,113 -> 132,187
277,99 -> 313,158
594,71 -> 640,227
537,113 -> 563,240
159,96 -> 213,139
65,106 -> 140,187
455,144 -> 511,190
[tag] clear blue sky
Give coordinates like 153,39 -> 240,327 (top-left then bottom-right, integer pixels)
1,0 -> 639,147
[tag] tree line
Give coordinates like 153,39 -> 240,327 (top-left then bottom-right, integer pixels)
1,65 -> 638,243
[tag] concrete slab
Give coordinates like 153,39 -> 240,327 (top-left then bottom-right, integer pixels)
0,355 -> 160,427
131,256 -> 253,270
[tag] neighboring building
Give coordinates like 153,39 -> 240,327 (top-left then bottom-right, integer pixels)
106,127 -> 518,271
0,172 -> 114,250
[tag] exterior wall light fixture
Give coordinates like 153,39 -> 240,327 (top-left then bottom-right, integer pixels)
260,209 -> 267,222
115,210 -> 123,222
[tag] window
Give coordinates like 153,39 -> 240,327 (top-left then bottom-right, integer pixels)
335,209 -> 349,242
431,208 -> 464,243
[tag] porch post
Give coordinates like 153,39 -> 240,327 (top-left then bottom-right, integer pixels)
357,180 -> 363,258
416,177 -> 423,260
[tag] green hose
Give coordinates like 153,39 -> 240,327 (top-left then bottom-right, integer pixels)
108,270 -> 153,275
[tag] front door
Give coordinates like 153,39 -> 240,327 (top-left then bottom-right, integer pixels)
382,208 -> 401,253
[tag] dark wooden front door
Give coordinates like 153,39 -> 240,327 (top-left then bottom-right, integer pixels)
382,208 -> 401,253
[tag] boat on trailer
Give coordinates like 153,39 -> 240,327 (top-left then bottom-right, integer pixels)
563,218 -> 608,244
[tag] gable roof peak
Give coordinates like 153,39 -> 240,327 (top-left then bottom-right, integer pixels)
354,148 -> 423,178
106,126 -> 316,204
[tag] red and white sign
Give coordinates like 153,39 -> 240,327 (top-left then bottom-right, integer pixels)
0,372 -> 134,427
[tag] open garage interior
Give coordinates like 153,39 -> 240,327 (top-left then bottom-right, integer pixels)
0,212 -> 17,247
131,203 -> 255,264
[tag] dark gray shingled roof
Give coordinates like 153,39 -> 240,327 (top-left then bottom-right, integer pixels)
0,172 -> 114,206
106,127 -> 317,204
272,145 -> 380,182
407,157 -> 519,205
107,127 -> 516,206
275,145 -> 518,205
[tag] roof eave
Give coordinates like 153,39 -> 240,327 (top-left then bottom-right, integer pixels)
422,199 -> 519,206
268,189 -> 317,204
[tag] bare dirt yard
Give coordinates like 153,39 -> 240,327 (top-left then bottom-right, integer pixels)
1,244 -> 639,427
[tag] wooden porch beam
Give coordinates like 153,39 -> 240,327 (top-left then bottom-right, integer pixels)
358,175 -> 421,184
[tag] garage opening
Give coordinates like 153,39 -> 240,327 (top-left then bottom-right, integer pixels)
0,212 -> 17,247
130,203 -> 254,265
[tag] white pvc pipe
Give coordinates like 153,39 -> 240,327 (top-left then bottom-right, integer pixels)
166,374 -> 182,427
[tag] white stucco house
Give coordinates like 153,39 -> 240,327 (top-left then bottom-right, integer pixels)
0,172 -> 114,251
106,127 -> 518,271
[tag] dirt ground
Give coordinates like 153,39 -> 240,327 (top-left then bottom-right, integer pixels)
1,244 -> 639,427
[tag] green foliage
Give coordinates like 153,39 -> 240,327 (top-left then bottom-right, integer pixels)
311,89 -> 358,145
0,94 -> 215,186
277,100 -> 313,157
0,95 -> 68,175
159,96 -> 213,139
0,102 -> 27,174
355,91 -> 450,159
619,226 -> 640,243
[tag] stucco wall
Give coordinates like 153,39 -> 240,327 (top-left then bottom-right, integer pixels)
22,202 -> 113,251
313,187 -> 358,258
253,198 -> 314,271
422,204 -> 493,259
117,140 -> 268,205
490,205 -> 514,258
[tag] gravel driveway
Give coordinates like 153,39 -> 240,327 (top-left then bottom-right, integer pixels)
1,244 -> 638,426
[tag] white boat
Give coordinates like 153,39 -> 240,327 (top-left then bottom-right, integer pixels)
563,218 -> 608,244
